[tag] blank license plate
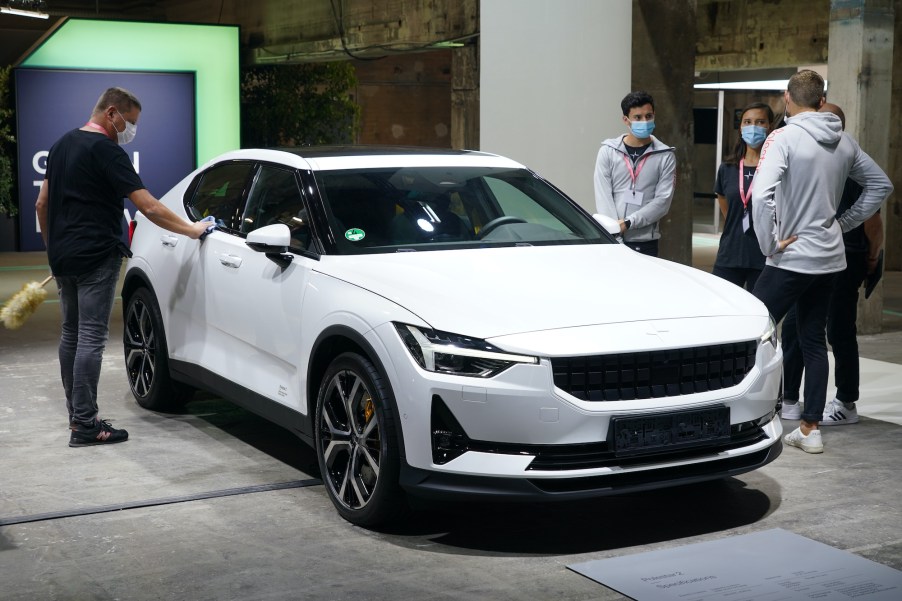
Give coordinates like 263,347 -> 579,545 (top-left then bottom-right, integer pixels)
610,406 -> 730,457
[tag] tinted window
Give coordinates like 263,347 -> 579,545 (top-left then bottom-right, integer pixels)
241,166 -> 311,251
186,162 -> 255,231
313,166 -> 609,254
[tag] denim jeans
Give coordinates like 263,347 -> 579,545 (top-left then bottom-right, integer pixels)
782,251 -> 869,405
751,266 -> 837,424
55,255 -> 122,427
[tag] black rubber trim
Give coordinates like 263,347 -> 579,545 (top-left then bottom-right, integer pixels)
399,441 -> 782,502
169,360 -> 314,445
0,479 -> 322,526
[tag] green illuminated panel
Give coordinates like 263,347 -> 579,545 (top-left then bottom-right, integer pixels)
22,19 -> 239,165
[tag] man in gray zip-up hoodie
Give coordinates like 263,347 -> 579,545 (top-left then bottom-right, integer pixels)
594,91 -> 676,257
751,70 -> 892,455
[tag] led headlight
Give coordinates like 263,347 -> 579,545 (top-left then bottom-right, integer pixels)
394,323 -> 538,377
760,316 -> 778,348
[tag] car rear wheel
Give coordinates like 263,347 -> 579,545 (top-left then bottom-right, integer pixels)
123,287 -> 193,411
315,352 -> 405,526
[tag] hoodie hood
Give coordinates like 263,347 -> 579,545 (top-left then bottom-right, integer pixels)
600,134 -> 675,155
785,111 -> 842,145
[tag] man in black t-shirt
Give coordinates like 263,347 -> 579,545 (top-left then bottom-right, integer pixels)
34,87 -> 208,447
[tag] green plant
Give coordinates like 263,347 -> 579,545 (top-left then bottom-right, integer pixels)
240,62 -> 360,148
0,65 -> 16,217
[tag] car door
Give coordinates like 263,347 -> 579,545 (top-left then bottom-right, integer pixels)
168,160 -> 256,366
198,164 -> 313,411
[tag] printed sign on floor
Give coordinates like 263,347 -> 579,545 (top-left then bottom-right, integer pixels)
569,528 -> 902,600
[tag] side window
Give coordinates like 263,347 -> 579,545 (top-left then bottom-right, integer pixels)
241,166 -> 311,251
186,162 -> 255,231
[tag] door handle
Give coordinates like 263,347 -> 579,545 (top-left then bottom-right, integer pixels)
219,254 -> 243,268
160,235 -> 179,247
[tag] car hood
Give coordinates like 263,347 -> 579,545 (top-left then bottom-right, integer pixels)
314,244 -> 768,339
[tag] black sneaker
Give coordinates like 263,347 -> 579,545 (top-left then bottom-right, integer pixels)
69,419 -> 129,447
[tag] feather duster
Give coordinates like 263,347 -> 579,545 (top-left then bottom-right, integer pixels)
1,275 -> 54,329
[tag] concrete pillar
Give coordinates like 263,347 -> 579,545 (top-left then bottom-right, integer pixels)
451,44 -> 479,150
828,0 -> 895,334
889,0 -> 902,272
632,0 -> 697,266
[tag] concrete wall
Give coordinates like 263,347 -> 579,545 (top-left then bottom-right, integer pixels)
696,0 -> 830,70
479,0 -> 631,211
163,0 -> 900,271
696,0 -> 899,273
890,0 -> 902,271
353,51 -> 453,147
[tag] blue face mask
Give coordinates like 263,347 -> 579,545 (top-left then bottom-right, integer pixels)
630,120 -> 655,139
741,125 -> 768,148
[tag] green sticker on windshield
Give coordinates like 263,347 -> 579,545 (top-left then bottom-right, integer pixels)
344,228 -> 366,242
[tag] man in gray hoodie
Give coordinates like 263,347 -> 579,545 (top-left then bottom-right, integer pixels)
751,70 -> 893,454
594,91 -> 676,257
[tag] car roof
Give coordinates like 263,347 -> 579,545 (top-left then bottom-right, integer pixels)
277,145 -> 494,159
204,146 -> 527,172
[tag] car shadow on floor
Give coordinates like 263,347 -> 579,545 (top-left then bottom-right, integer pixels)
158,392 -> 322,477
378,476 -> 778,556
151,392 -> 779,557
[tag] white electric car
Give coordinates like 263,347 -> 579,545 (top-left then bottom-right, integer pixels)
122,147 -> 783,526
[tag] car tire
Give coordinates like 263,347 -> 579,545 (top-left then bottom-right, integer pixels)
315,352 -> 406,527
123,287 -> 193,411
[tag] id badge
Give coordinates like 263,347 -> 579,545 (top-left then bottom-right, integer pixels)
742,209 -> 751,233
626,190 -> 644,209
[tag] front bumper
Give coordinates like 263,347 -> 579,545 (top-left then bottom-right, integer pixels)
372,320 -> 783,494
400,435 -> 783,502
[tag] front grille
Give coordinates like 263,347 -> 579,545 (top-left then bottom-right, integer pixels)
551,340 -> 758,402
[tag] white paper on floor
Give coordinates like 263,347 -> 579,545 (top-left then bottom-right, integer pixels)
568,528 -> 902,600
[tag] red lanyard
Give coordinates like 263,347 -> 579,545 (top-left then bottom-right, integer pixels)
622,154 -> 650,192
84,122 -> 109,137
739,158 -> 754,209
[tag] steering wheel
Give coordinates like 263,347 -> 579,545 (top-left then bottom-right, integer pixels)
478,216 -> 528,239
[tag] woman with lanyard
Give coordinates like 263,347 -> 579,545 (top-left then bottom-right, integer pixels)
712,102 -> 775,290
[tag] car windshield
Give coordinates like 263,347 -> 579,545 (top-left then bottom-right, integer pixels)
313,166 -> 613,254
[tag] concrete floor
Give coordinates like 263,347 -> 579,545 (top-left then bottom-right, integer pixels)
1,245 -> 901,601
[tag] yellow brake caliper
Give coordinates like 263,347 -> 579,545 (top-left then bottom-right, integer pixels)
363,395 -> 374,426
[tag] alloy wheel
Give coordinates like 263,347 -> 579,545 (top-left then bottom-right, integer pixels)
124,297 -> 156,398
318,368 -> 383,511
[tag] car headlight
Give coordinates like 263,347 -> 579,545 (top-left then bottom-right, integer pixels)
394,323 -> 538,377
760,316 -> 778,348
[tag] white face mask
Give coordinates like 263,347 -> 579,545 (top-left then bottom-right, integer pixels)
114,111 -> 137,145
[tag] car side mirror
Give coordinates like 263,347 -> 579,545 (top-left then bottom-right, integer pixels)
593,213 -> 622,236
246,223 -> 293,267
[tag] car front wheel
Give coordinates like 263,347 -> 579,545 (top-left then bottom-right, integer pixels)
315,352 -> 405,526
123,287 -> 192,411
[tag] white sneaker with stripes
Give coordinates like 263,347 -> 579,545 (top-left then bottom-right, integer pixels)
821,398 -> 859,426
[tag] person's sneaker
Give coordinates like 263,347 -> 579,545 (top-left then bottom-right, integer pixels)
821,398 -> 859,426
784,427 -> 824,454
780,401 -> 802,420
69,419 -> 129,447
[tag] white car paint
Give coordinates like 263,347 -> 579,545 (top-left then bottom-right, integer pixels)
123,147 -> 784,514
